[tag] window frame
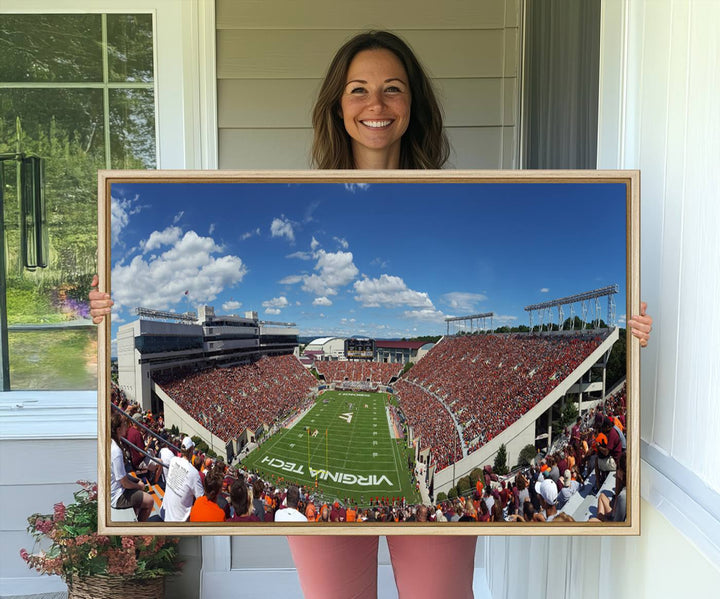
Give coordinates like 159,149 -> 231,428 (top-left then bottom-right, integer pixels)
0,0 -> 217,432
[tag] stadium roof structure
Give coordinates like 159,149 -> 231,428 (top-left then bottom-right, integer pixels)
135,307 -> 197,323
306,336 -> 342,346
375,340 -> 427,350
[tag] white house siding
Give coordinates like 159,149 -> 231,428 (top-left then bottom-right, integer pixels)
216,0 -> 521,169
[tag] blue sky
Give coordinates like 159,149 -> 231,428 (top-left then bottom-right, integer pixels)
109,181 -> 627,342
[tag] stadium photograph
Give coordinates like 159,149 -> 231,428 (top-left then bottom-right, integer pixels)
99,171 -> 638,534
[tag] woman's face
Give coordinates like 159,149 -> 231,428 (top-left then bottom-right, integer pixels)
340,48 -> 411,166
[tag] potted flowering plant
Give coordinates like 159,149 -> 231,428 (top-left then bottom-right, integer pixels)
21,480 -> 182,599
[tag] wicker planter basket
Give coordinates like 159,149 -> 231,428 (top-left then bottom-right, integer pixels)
67,575 -> 164,599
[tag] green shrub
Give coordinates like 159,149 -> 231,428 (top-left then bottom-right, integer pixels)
518,444 -> 538,467
493,443 -> 509,475
457,476 -> 471,495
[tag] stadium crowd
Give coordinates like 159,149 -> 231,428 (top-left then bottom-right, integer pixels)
392,379 -> 463,469
403,333 -> 608,456
315,361 -> 403,385
155,354 -> 317,443
110,375 -> 628,526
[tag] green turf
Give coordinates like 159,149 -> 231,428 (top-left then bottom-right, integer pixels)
241,390 -> 421,506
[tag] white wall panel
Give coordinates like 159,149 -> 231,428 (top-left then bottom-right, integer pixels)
446,127 -> 505,169
218,78 -> 515,129
216,0 -> 521,172
219,128 -> 313,169
217,0 -> 510,30
672,1 -> 720,484
641,0 -> 679,455
218,29 -> 509,80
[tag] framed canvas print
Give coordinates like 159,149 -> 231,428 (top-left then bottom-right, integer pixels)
97,170 -> 640,536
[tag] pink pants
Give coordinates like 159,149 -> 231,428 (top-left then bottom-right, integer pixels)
287,535 -> 477,599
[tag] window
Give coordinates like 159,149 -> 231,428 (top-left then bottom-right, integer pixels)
0,13 -> 156,390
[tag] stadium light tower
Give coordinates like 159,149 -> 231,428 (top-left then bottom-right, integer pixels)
524,285 -> 619,332
445,312 -> 495,336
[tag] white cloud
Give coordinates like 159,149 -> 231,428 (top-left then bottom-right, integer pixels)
301,250 -> 359,296
142,226 -> 183,252
271,216 -> 295,242
111,198 -> 130,246
279,274 -> 304,285
540,288 -> 550,293
370,257 -> 388,269
442,292 -> 487,312
262,296 -> 289,312
172,211 -> 184,224
110,195 -> 143,247
354,274 -> 434,308
287,251 -> 312,260
241,228 -> 260,241
281,250 -> 359,298
222,300 -> 242,311
403,308 -> 446,322
493,315 -> 519,325
334,236 -> 349,249
313,296 -> 332,306
209,223 -> 215,235
310,236 -> 320,250
344,183 -> 370,193
111,230 -> 247,312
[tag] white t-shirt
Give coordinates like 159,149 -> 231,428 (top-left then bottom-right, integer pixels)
159,446 -> 175,480
110,439 -> 127,507
274,507 -> 308,522
161,456 -> 204,522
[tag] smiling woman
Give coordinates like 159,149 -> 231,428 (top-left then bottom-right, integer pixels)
340,48 -> 412,169
311,30 -> 448,170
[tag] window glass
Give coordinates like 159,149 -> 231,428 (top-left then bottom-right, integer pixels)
0,15 -> 103,82
107,14 -> 154,83
109,88 -> 156,169
0,13 -> 155,390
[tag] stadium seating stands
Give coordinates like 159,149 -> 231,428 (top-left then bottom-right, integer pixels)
315,361 -> 403,385
155,354 -> 317,442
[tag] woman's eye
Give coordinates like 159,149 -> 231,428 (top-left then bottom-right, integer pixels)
385,86 -> 402,93
349,87 -> 367,94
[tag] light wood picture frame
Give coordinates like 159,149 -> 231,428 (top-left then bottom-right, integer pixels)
97,169 -> 640,536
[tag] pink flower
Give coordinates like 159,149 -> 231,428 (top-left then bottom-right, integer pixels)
107,548 -> 137,576
121,537 -> 135,549
34,518 -> 53,535
53,502 -> 66,522
19,548 -> 29,562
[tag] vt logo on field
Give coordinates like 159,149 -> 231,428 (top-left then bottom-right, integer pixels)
339,412 -> 353,423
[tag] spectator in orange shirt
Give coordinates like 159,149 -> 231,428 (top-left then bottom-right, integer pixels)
189,464 -> 225,522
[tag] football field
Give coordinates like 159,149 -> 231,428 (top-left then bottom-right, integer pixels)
241,390 -> 420,506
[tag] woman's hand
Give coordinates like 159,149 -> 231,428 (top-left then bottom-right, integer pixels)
89,274 -> 113,324
627,301 -> 652,348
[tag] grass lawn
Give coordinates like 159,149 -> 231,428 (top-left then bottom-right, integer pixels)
242,390 -> 421,506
